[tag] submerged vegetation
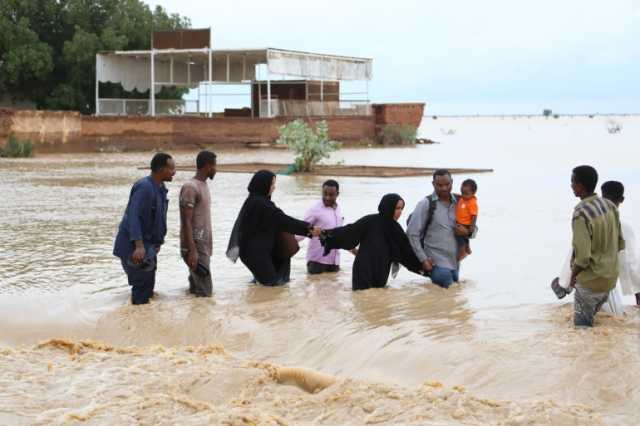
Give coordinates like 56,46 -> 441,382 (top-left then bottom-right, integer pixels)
276,119 -> 341,172
379,125 -> 417,145
1,135 -> 33,158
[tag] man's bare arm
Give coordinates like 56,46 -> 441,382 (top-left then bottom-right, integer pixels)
180,205 -> 198,270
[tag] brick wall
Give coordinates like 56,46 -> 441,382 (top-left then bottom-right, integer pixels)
0,104 -> 422,153
0,109 -> 82,150
1,110 -> 376,152
372,103 -> 425,128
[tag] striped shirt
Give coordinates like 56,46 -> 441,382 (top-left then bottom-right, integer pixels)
572,194 -> 625,292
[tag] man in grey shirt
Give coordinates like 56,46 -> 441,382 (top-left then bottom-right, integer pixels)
407,169 -> 470,288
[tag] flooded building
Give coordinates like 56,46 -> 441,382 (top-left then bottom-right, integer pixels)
95,28 -> 372,119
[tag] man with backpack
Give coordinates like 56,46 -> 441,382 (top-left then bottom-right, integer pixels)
407,169 -> 470,288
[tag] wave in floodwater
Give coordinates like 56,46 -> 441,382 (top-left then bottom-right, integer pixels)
0,338 -> 605,426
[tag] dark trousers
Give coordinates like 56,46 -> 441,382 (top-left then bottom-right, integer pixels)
242,255 -> 291,286
187,253 -> 213,297
307,261 -> 340,275
121,259 -> 156,305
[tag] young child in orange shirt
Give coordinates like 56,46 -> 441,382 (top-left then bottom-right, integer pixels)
455,179 -> 478,260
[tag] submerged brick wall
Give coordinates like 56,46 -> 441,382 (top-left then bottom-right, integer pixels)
0,104 -> 423,153
0,109 -> 82,150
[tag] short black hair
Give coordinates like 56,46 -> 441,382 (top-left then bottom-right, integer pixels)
462,179 -> 477,193
433,169 -> 451,180
601,181 -> 624,203
196,150 -> 217,170
572,165 -> 598,193
150,153 -> 172,172
322,179 -> 339,191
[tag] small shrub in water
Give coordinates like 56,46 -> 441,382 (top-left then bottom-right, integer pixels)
276,119 -> 341,172
379,125 -> 417,145
1,135 -> 33,158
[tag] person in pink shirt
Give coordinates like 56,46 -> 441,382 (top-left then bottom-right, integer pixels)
298,180 -> 347,274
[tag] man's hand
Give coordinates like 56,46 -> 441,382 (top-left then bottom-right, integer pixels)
310,226 -> 322,238
422,258 -> 434,272
155,245 -> 161,255
186,250 -> 198,271
569,274 -> 577,288
455,224 -> 470,236
350,248 -> 359,256
132,246 -> 146,264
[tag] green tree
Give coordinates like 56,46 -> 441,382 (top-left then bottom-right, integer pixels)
0,16 -> 54,101
0,0 -> 191,113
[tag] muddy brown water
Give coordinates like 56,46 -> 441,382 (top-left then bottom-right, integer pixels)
1,116 -> 639,425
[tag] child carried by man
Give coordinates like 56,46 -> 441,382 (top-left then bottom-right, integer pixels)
455,179 -> 479,261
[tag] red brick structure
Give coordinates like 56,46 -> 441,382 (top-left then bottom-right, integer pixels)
372,103 -> 425,141
0,103 -> 424,153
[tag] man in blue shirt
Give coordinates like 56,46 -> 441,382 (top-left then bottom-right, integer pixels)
113,153 -> 176,305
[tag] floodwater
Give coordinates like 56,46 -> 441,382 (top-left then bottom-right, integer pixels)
1,115 -> 639,425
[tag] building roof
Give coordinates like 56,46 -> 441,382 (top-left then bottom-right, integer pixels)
97,48 -> 372,92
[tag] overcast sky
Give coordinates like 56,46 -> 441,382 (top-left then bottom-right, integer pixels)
149,0 -> 639,115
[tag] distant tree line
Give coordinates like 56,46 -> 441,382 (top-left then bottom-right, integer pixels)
0,0 -> 191,114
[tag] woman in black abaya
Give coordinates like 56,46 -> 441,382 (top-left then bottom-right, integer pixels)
227,170 -> 320,286
321,193 -> 423,291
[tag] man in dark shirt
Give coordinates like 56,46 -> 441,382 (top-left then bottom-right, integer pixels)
113,153 -> 176,305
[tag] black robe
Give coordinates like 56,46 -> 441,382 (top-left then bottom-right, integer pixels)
321,194 -> 423,291
227,170 -> 310,285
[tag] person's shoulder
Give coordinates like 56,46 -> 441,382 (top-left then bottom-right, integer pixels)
312,200 -> 325,210
133,176 -> 154,193
418,195 -> 434,208
181,178 -> 199,189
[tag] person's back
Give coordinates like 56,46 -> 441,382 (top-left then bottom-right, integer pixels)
572,194 -> 622,293
567,165 -> 624,327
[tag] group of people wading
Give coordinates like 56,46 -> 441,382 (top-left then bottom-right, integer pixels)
113,151 -> 478,304
114,152 -> 640,328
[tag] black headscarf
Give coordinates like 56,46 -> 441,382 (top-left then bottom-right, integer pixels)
248,170 -> 275,196
378,193 -> 402,220
377,194 -> 405,277
226,170 -> 276,262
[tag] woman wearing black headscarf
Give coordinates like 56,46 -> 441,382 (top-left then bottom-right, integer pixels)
227,170 -> 321,286
320,193 -> 423,291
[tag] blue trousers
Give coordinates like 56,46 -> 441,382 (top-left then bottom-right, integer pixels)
121,259 -> 156,305
430,266 -> 459,289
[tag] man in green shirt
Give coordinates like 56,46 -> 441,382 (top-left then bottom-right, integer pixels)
556,165 -> 625,327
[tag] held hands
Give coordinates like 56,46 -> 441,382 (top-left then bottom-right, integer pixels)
310,226 -> 323,238
422,258 -> 434,272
